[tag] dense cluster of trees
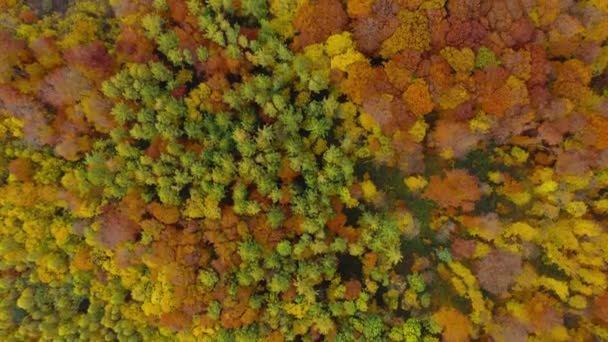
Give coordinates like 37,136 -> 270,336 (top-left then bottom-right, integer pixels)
0,0 -> 607,340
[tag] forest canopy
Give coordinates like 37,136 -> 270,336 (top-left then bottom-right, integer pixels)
0,0 -> 608,341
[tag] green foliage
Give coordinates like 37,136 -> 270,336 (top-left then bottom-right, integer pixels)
475,47 -> 501,69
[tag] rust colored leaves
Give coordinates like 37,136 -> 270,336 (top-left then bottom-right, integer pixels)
423,169 -> 481,212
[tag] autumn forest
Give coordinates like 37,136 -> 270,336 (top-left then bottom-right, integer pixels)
1,0 -> 608,341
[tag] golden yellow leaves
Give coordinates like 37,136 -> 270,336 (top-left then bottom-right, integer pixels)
440,47 -> 475,74
380,10 -> 431,57
325,32 -> 367,71
438,85 -> 469,110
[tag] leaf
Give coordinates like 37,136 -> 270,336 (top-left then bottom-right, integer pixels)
38,67 -> 92,109
147,202 -> 181,224
593,292 -> 608,323
474,248 -> 522,295
64,41 -> 113,79
433,307 -> 472,342
96,205 -> 140,249
429,120 -> 481,159
292,0 -> 348,50
423,169 -> 482,212
403,79 -> 434,116
0,31 -> 28,83
352,0 -> 399,54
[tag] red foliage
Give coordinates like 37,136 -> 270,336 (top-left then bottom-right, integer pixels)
0,85 -> 51,145
390,131 -> 424,174
292,0 -> 348,51
442,19 -> 488,49
474,248 -> 522,295
168,0 -> 188,22
447,0 -> 482,22
116,25 -> 155,64
526,44 -> 551,87
0,31 -> 29,83
489,312 -> 529,342
555,149 -> 596,176
352,0 -> 400,55
429,120 -> 481,159
451,238 -> 476,260
96,205 -> 140,249
64,41 -> 114,79
38,67 -> 92,109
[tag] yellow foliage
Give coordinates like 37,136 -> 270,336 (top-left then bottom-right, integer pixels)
0,115 -> 24,139
440,47 -> 475,74
536,276 -> 569,301
473,242 -> 490,258
503,222 -> 538,241
360,179 -> 379,201
404,175 -> 428,192
324,32 -> 353,56
572,219 -> 601,237
419,0 -> 446,10
285,302 -> 309,319
268,0 -> 303,39
186,83 -> 212,117
593,199 -> 608,213
565,201 -> 588,218
359,111 -> 379,132
506,191 -> 532,206
448,261 -> 490,324
510,146 -> 529,164
438,85 -> 469,110
568,295 -> 587,309
469,111 -> 493,133
330,49 -> 367,72
380,10 -> 431,57
408,119 -> 429,142
535,180 -> 559,195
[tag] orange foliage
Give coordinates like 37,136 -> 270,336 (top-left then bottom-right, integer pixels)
344,279 -> 362,300
593,292 -> 608,323
403,79 -> 434,117
526,293 -> 563,334
147,202 -> 181,225
584,114 -> 608,150
551,59 -> 593,101
423,169 -> 481,212
8,157 -> 34,182
116,25 -> 155,64
433,307 -> 472,342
